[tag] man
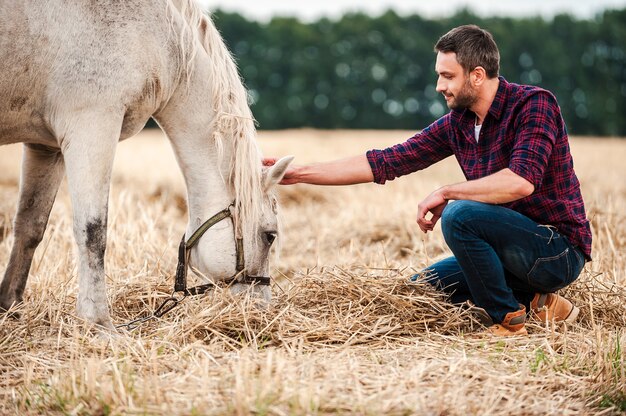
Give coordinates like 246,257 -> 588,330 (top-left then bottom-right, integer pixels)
265,25 -> 591,336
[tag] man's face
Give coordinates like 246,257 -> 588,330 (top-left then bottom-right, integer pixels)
435,52 -> 478,111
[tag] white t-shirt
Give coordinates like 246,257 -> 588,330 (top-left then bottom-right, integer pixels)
474,122 -> 482,142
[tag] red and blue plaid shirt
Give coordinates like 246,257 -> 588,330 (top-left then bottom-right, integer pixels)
367,77 -> 592,259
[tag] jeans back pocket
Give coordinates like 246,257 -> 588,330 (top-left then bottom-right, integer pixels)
527,248 -> 578,292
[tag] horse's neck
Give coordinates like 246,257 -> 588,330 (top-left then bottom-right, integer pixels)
167,129 -> 234,230
157,1 -> 260,231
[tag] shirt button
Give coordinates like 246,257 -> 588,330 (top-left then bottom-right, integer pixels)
479,157 -> 485,163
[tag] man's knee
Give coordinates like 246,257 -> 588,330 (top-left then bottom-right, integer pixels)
441,200 -> 487,236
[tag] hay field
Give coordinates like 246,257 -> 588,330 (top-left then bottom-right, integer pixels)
0,129 -> 625,415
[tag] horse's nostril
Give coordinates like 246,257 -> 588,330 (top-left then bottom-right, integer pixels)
264,231 -> 277,245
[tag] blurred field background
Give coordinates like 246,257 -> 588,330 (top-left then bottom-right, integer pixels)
0,129 -> 624,415
187,7 -> 626,136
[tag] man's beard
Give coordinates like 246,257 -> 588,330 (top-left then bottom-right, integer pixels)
446,79 -> 478,110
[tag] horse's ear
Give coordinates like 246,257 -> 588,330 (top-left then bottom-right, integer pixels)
263,156 -> 294,190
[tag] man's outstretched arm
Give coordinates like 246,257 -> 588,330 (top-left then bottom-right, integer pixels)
263,155 -> 374,185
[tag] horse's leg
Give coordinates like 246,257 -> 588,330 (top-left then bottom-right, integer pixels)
0,144 -> 65,313
61,117 -> 119,330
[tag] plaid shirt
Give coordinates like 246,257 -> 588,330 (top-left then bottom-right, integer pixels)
367,77 -> 592,259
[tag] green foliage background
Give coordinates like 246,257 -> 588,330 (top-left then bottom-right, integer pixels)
189,8 -> 626,135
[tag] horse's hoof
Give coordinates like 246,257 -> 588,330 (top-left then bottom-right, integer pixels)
0,301 -> 23,320
95,326 -> 120,342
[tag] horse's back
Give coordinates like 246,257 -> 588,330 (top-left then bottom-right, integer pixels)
0,0 -> 181,146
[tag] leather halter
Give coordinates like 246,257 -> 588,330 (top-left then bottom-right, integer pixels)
174,203 -> 271,297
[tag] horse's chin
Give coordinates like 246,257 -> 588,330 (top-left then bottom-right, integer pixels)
229,283 -> 272,307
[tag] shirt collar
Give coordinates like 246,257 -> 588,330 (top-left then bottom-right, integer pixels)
488,76 -> 508,121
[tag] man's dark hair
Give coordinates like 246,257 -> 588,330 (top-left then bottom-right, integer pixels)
435,25 -> 500,78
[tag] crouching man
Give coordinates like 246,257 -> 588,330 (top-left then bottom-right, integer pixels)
265,25 -> 592,336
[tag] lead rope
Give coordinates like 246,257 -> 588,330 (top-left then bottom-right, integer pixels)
114,293 -> 185,332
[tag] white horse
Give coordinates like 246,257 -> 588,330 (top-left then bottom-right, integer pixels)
0,0 -> 293,329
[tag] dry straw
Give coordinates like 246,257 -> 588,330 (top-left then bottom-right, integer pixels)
1,131 -> 625,415
113,267 -> 470,347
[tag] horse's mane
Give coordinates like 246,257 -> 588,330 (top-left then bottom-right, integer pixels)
174,0 -> 264,238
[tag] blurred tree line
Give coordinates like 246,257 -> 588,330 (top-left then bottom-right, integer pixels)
162,8 -> 626,135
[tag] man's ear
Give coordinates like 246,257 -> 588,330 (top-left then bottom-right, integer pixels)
472,66 -> 487,86
263,156 -> 294,189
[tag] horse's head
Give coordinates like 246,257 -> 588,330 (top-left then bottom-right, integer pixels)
188,156 -> 293,302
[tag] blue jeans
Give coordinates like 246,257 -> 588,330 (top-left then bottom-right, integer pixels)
415,201 -> 585,324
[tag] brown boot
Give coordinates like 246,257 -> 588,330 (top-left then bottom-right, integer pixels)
483,305 -> 528,336
531,293 -> 579,323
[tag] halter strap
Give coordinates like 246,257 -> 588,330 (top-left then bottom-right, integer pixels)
174,203 -> 270,297
185,206 -> 233,249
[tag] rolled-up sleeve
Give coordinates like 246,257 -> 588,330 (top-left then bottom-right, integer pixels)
366,115 -> 454,184
509,92 -> 558,188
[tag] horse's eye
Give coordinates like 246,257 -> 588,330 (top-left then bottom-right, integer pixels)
264,231 -> 277,245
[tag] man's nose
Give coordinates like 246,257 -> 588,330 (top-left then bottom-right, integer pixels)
435,78 -> 445,93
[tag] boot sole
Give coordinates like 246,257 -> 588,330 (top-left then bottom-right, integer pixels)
563,304 -> 580,323
533,304 -> 580,324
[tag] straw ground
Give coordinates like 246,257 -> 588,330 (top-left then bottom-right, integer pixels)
0,130 -> 624,415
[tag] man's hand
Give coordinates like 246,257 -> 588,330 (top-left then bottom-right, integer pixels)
262,158 -> 276,167
417,189 -> 448,233
262,158 -> 300,184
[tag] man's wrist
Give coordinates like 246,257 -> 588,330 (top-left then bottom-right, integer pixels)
290,165 -> 305,183
439,185 -> 452,201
